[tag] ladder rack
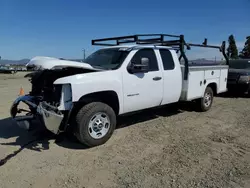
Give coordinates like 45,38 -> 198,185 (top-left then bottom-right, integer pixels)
91,34 -> 229,80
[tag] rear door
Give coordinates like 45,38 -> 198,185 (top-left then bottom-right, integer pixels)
122,48 -> 163,113
157,49 -> 182,104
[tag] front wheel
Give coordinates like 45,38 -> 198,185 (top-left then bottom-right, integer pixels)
75,102 -> 116,147
197,86 -> 214,112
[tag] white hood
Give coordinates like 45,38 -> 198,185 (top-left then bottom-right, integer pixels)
26,56 -> 100,71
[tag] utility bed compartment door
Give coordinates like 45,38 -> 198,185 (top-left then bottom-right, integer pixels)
186,70 -> 205,100
180,67 -> 205,101
218,68 -> 228,93
204,70 -> 220,79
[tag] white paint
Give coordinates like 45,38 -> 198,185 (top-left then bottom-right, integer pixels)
54,70 -> 125,114
157,49 -> 182,105
204,70 -> 220,79
184,70 -> 205,100
121,49 -> 163,113
218,69 -> 228,93
26,56 -> 101,71
58,84 -> 73,111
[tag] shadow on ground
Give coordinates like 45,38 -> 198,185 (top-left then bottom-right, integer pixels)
0,118 -> 56,166
0,102 -> 195,165
116,102 -> 192,129
0,118 -> 54,151
217,91 -> 249,99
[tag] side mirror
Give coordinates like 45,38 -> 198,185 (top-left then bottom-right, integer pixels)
128,57 -> 149,73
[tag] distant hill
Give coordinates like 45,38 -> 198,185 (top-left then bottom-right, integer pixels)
189,59 -> 221,64
0,58 -> 86,65
180,58 -> 223,65
0,58 -> 222,66
0,59 -> 30,65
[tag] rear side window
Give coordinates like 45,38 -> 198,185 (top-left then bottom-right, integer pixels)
159,49 -> 175,70
131,48 -> 159,71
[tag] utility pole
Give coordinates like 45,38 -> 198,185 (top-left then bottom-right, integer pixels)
82,49 -> 86,61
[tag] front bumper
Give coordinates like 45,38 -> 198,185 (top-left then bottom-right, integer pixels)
227,82 -> 250,93
10,95 -> 64,134
37,102 -> 64,134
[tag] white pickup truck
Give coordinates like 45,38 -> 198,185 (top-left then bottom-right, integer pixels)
10,34 -> 229,147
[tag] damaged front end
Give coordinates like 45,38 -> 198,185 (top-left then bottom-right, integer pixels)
37,101 -> 65,134
10,65 -> 97,134
10,86 -> 70,134
10,95 -> 42,130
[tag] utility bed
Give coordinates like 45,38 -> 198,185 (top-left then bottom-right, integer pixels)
180,65 -> 228,101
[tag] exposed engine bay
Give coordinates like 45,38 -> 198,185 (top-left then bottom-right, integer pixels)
24,67 -> 97,105
10,66 -> 100,133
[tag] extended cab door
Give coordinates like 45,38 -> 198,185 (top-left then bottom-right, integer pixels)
122,48 -> 163,113
157,48 -> 182,105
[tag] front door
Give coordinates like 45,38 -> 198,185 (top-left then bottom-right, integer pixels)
122,48 -> 163,113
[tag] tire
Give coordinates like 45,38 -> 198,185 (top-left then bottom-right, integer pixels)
247,87 -> 250,97
197,86 -> 214,112
75,102 -> 116,147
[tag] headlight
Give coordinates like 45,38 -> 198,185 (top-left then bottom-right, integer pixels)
58,84 -> 72,111
238,75 -> 250,83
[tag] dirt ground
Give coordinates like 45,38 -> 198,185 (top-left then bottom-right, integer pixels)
0,72 -> 250,188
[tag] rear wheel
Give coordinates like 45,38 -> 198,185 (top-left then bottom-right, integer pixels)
197,86 -> 214,112
247,87 -> 250,97
75,102 -> 116,147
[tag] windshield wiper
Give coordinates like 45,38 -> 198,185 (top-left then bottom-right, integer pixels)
91,65 -> 111,70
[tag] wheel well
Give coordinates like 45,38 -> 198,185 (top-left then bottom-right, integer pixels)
207,83 -> 217,95
77,91 -> 120,115
64,91 -> 119,132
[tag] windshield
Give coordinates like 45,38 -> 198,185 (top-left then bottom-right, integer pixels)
229,60 -> 250,69
84,48 -> 130,70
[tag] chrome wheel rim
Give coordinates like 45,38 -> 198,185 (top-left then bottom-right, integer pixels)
204,92 -> 212,107
88,112 -> 110,139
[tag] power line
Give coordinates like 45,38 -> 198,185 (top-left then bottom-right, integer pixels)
82,49 -> 86,61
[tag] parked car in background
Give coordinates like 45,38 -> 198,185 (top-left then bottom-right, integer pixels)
227,59 -> 250,95
0,66 -> 17,74
16,66 -> 28,71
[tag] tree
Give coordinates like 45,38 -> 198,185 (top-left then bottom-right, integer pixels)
227,35 -> 239,59
239,36 -> 250,59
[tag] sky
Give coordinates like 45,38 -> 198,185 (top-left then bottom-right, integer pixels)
0,0 -> 249,60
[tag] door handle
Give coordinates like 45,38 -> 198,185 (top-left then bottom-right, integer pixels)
153,76 -> 162,81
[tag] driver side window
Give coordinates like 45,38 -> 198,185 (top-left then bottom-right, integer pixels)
131,48 -> 159,71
